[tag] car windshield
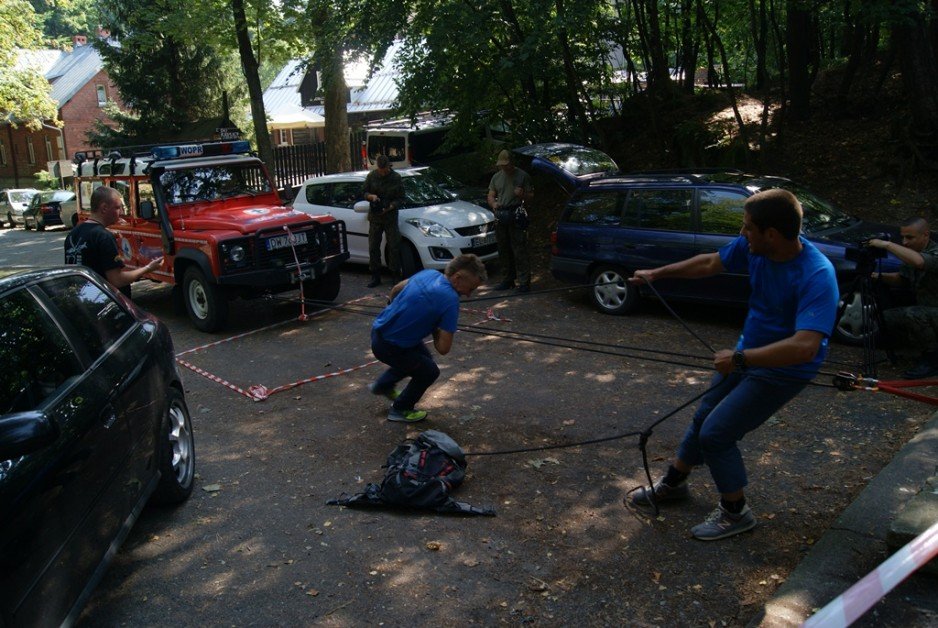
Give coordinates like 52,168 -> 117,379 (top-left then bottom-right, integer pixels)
9,190 -> 35,203
415,168 -> 461,192
402,175 -> 452,206
159,164 -> 272,204
778,183 -> 856,232
543,147 -> 618,176
50,191 -> 74,202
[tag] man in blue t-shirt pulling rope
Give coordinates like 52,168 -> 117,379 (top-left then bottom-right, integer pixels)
369,254 -> 487,423
628,189 -> 839,541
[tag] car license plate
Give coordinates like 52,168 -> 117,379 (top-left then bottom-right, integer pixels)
265,232 -> 308,251
471,232 -> 495,248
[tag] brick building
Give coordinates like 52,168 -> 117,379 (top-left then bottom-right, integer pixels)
1,35 -> 123,188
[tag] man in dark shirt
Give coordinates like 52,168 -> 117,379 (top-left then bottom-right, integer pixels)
64,187 -> 162,295
363,155 -> 405,288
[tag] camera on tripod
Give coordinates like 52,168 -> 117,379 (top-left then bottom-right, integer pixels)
845,233 -> 890,274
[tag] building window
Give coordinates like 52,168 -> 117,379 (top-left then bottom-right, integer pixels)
45,137 -> 54,162
55,134 -> 64,160
0,140 -> 6,165
96,85 -> 107,106
26,138 -> 36,164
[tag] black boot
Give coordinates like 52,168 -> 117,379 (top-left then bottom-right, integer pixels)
902,351 -> 938,379
367,274 -> 382,288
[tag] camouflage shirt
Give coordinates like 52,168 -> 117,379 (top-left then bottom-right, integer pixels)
900,240 -> 938,307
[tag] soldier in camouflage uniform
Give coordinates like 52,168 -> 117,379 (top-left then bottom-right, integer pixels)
363,155 -> 405,288
868,217 -> 938,378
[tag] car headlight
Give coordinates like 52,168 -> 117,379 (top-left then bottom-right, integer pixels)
228,245 -> 246,262
405,218 -> 455,238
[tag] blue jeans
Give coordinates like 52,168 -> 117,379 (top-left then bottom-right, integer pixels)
677,371 -> 807,494
371,329 -> 440,412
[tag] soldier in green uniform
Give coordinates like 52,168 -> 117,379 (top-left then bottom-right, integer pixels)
364,155 -> 405,288
868,217 -> 938,378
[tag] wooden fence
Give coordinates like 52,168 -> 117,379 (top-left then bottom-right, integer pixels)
272,130 -> 368,191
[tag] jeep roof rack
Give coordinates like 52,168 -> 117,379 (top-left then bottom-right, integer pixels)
74,139 -> 251,165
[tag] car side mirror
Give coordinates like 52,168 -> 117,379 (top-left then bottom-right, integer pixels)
280,187 -> 295,204
353,200 -> 371,214
0,410 -> 58,461
139,200 -> 155,220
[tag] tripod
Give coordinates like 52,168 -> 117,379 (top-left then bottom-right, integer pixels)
836,255 -> 892,377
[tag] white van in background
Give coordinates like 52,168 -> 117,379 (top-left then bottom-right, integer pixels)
364,113 -> 453,170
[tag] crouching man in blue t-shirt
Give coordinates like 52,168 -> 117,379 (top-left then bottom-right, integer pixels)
628,189 -> 839,541
369,254 -> 488,423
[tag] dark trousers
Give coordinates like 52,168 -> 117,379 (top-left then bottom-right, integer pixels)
371,329 -> 440,411
495,213 -> 530,286
368,211 -> 401,276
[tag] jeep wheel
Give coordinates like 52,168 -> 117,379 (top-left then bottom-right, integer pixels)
304,269 -> 341,302
590,266 -> 638,315
833,287 -> 879,345
150,388 -> 195,505
399,241 -> 423,278
183,266 -> 229,332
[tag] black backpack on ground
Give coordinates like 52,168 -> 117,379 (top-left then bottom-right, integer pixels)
327,430 -> 495,516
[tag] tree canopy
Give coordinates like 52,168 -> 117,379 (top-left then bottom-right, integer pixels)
0,0 -> 59,130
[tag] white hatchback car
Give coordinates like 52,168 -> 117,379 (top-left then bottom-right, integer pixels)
293,168 -> 497,275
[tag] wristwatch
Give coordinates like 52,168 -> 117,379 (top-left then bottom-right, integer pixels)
732,350 -> 748,371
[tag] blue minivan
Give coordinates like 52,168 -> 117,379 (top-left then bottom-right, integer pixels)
544,166 -> 901,344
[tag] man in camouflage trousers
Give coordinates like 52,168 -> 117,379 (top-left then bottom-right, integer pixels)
868,217 -> 938,379
363,154 -> 405,288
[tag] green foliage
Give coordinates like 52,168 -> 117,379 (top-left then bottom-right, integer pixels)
33,169 -> 61,190
395,0 -> 616,146
31,0 -> 100,44
92,0 -> 247,146
0,0 -> 59,129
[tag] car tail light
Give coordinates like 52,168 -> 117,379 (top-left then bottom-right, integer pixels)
550,229 -> 558,256
41,204 -> 55,215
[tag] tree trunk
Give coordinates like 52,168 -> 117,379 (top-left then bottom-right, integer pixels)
895,7 -> 938,139
555,0 -> 593,141
323,46 -> 351,174
701,5 -> 751,168
231,0 -> 274,172
786,0 -> 812,120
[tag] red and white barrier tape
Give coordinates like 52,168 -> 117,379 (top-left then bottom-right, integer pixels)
248,359 -> 381,400
175,293 -> 511,402
802,519 -> 938,627
176,294 -> 375,358
176,358 -> 258,401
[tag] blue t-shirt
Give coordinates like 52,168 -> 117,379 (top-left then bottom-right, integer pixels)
719,235 -> 838,379
373,270 -> 460,347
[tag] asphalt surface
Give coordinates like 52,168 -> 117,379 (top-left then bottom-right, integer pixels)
2,226 -> 936,627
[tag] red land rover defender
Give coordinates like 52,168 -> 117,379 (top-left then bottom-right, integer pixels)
73,140 -> 349,332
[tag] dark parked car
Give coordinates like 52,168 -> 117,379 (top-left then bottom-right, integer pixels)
23,189 -> 77,231
0,266 -> 195,626
548,168 -> 901,344
513,143 -> 620,193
